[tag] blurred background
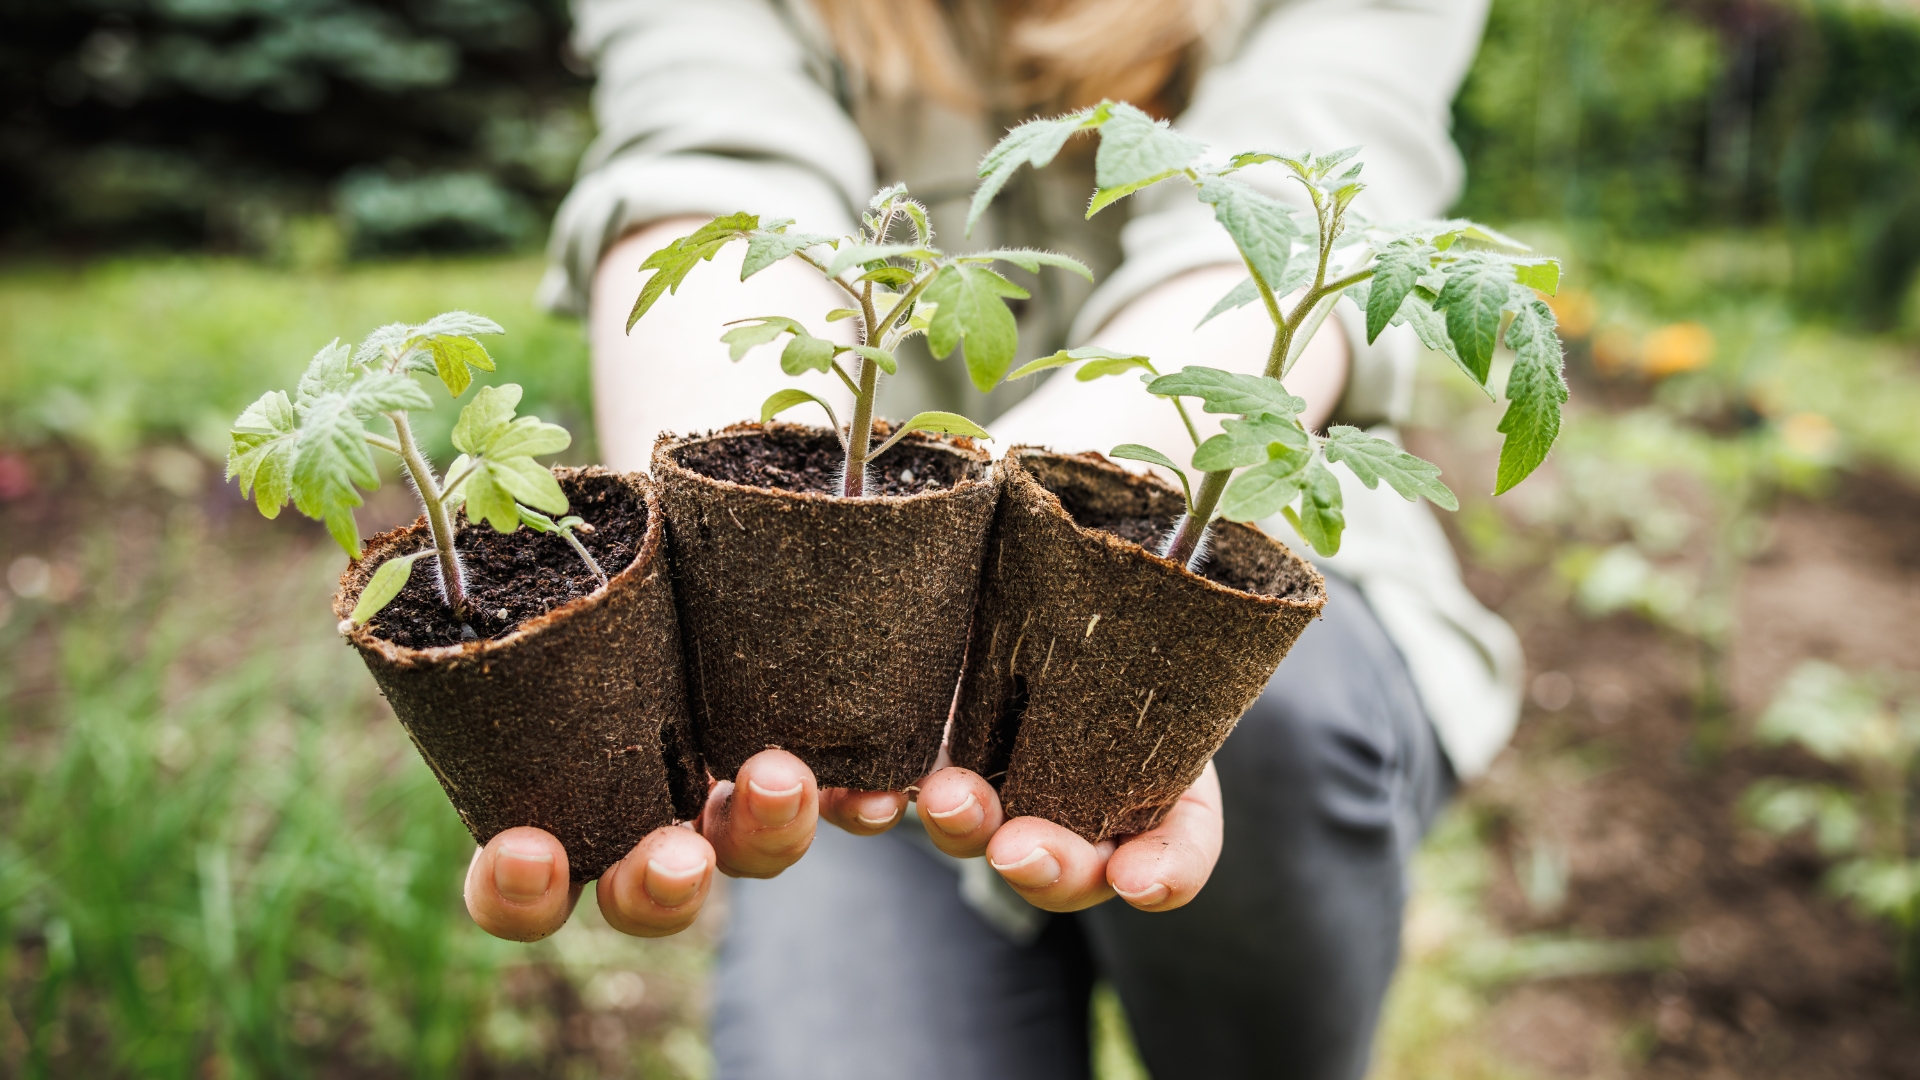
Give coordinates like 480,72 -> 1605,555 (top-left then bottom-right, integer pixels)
2,0 -> 1918,1076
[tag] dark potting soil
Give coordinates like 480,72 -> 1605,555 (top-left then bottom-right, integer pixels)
1045,483 -> 1309,599
364,473 -> 646,649
674,424 -> 979,496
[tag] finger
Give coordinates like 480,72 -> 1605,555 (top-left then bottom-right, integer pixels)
819,788 -> 909,835
986,817 -> 1117,913
1107,761 -> 1225,912
914,767 -> 1006,858
702,748 -> 819,878
464,826 -> 583,942
597,824 -> 717,937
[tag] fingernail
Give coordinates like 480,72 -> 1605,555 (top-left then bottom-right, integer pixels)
644,856 -> 707,908
924,792 -> 981,835
989,846 -> 1062,889
494,843 -> 555,904
853,797 -> 901,829
746,778 -> 804,827
1113,881 -> 1169,907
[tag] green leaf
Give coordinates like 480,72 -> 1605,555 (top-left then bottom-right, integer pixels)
1094,103 -> 1202,191
426,335 -> 494,397
892,410 -> 991,441
295,340 -> 357,405
487,457 -> 568,515
962,248 -> 1094,281
1191,414 -> 1310,471
627,212 -> 759,329
1110,444 -> 1192,506
349,549 -> 433,624
452,383 -> 522,455
450,383 -> 572,526
923,264 -> 1029,392
1431,258 -> 1511,383
720,316 -> 809,361
461,460 -> 519,533
743,229 -> 834,279
227,390 -> 298,517
1323,426 -> 1457,510
1087,172 -> 1181,217
1494,298 -> 1568,494
1197,277 -> 1261,329
483,414 -> 571,461
780,334 -> 836,376
1219,449 -> 1312,521
1007,346 -> 1151,381
857,266 -> 916,287
826,308 -> 859,322
518,506 -> 559,532
1282,457 -> 1345,554
346,372 -> 434,416
1391,286 -> 1489,395
289,390 -> 378,556
851,344 -> 897,375
1077,354 -> 1156,380
1366,241 -> 1431,344
826,243 -> 932,278
760,388 -> 839,428
1195,176 -> 1300,291
1147,366 -> 1305,418
1512,259 -> 1561,296
970,105 -> 1108,234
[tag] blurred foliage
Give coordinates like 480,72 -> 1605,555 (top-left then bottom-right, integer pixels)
1457,0 -> 1920,329
0,0 -> 588,256
0,256 -> 595,466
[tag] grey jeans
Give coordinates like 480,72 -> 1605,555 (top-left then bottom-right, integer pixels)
710,573 -> 1455,1080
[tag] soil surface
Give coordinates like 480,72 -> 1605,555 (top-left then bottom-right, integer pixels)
365,473 -> 646,649
1047,485 -> 1287,598
1411,422 -> 1920,1079
674,424 -> 976,496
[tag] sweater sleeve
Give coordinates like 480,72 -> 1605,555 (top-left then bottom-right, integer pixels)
1073,0 -> 1491,426
538,0 -> 875,315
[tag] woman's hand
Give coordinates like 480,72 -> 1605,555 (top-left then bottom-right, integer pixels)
914,763 -> 1224,912
463,747 -> 822,941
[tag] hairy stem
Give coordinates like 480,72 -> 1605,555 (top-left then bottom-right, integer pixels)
842,283 -> 882,497
388,411 -> 467,616
1162,469 -> 1232,567
562,528 -> 608,587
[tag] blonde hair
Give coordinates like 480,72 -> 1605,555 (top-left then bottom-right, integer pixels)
810,0 -> 1229,115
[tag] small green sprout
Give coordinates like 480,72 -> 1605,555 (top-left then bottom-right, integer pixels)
627,186 -> 1092,496
520,508 -> 608,588
977,103 -> 1570,565
226,312 -> 593,625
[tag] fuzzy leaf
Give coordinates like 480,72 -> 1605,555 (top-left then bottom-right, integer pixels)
486,456 -> 568,514
1432,257 -> 1511,383
1197,277 -> 1261,329
627,212 -> 760,329
1195,176 -> 1300,291
1495,298 -> 1568,494
1007,346 -> 1150,381
1094,103 -> 1202,192
452,383 -> 522,454
923,264 -> 1029,392
760,388 -> 839,428
1282,457 -> 1346,554
858,267 -> 916,287
346,372 -> 434,416
1191,414 -> 1310,472
743,229 -> 834,279
1087,172 -> 1181,216
970,105 -> 1108,234
349,549 -> 432,625
780,334 -> 836,376
1147,366 -> 1305,419
450,383 -> 572,527
1366,241 -> 1431,344
1077,354 -> 1157,380
892,410 -> 990,442
1323,426 -> 1457,510
1109,444 -> 1192,507
227,390 -> 298,517
296,340 -> 357,405
289,390 -> 377,556
1392,286 -> 1490,396
426,334 -> 494,397
850,344 -> 897,375
720,316 -> 808,361
1513,259 -> 1561,296
826,243 -> 933,278
962,248 -> 1094,281
1218,448 -> 1312,521
461,461 -> 519,532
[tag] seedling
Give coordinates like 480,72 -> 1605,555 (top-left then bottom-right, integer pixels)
225,312 -> 592,624
626,185 -> 1091,496
981,103 -> 1569,563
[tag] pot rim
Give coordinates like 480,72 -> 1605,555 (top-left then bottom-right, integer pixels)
332,465 -> 664,668
1004,445 -> 1326,612
652,421 -> 996,506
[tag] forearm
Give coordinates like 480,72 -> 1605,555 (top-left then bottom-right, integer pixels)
588,220 -> 853,471
991,265 -> 1349,465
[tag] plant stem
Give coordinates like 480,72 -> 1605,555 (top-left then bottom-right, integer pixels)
562,529 -> 609,587
387,411 -> 467,616
842,283 -> 882,497
1161,469 -> 1232,566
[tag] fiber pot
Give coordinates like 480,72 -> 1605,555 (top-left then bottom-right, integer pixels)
950,448 -> 1327,841
651,422 -> 999,790
335,467 -> 705,883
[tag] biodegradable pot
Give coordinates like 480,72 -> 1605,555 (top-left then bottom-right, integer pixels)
335,467 -> 705,882
651,422 -> 998,790
950,448 -> 1327,841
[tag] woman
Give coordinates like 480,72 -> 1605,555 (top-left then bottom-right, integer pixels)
463,2 -> 1521,1077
